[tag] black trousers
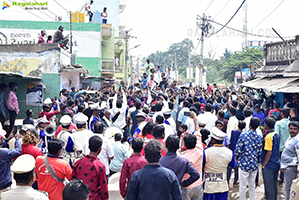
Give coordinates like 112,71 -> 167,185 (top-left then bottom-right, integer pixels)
0,113 -> 5,128
8,110 -> 17,134
88,11 -> 93,22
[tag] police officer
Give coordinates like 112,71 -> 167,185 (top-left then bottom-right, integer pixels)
0,154 -> 49,200
89,103 -> 102,132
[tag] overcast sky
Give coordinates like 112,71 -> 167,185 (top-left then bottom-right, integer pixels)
1,0 -> 299,59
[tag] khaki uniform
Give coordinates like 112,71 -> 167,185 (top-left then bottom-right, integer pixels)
1,186 -> 48,200
291,179 -> 299,200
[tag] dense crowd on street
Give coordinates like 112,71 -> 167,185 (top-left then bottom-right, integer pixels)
1,61 -> 299,200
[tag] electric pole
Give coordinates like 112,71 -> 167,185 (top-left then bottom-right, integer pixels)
243,2 -> 248,47
123,29 -> 136,85
69,11 -> 73,64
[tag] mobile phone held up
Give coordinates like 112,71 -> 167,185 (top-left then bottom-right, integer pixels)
184,111 -> 191,117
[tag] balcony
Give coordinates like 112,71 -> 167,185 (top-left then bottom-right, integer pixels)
100,58 -> 115,77
119,17 -> 127,32
119,0 -> 127,13
102,24 -> 112,38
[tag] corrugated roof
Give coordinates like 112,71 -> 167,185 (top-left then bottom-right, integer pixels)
0,71 -> 41,80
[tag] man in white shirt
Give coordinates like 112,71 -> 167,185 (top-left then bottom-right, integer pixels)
203,103 -> 217,131
85,0 -> 93,22
73,104 -> 87,127
163,110 -> 176,134
101,7 -> 108,24
177,101 -> 190,134
156,115 -> 175,141
112,89 -> 127,131
226,107 -> 239,139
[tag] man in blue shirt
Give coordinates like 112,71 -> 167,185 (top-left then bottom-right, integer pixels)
160,135 -> 200,188
253,104 -> 265,125
127,140 -> 182,200
140,73 -> 148,89
234,117 -> 262,200
261,117 -> 280,200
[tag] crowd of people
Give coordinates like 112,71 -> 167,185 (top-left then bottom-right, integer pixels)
1,69 -> 299,200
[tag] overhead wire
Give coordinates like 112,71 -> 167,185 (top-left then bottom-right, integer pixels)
204,0 -> 215,13
212,0 -> 246,35
252,0 -> 285,30
213,0 -> 232,19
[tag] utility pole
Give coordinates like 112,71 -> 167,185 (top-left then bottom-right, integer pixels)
130,55 -> 133,85
174,52 -> 177,79
123,29 -> 136,85
243,2 -> 248,47
188,42 -> 191,83
197,14 -> 213,87
69,11 -> 73,64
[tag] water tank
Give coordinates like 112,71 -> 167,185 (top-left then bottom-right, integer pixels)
92,11 -> 102,23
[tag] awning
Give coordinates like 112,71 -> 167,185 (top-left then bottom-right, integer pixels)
272,79 -> 299,93
242,77 -> 299,92
0,71 -> 41,80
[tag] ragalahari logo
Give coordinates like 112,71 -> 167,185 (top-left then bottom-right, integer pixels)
2,1 -> 10,9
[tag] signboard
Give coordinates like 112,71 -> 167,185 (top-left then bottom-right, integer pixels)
26,82 -> 46,106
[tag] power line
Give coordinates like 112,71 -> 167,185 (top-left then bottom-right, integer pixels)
252,0 -> 285,30
209,19 -> 293,39
212,0 -> 246,35
204,0 -> 215,13
214,0 -> 232,19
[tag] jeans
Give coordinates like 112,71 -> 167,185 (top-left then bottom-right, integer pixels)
88,11 -> 93,22
102,19 -> 107,24
239,169 -> 257,200
227,166 -> 238,184
182,185 -> 203,200
58,38 -> 69,48
8,110 -> 17,134
262,167 -> 278,200
284,166 -> 298,200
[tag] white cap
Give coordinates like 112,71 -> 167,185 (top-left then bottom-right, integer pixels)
43,98 -> 52,105
75,114 -> 88,125
136,112 -> 146,118
21,124 -> 36,131
11,154 -> 35,174
90,102 -> 101,111
38,116 -> 49,124
211,127 -> 227,141
60,115 -> 72,126
197,114 -> 208,126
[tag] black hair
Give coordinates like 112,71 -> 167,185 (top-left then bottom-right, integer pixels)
250,117 -> 260,130
155,102 -> 163,112
144,140 -> 161,163
238,102 -> 245,110
200,129 -> 210,141
94,121 -> 104,134
78,104 -> 85,112
218,110 -> 225,118
274,102 -> 281,109
134,101 -> 142,110
26,109 -> 33,117
116,99 -> 122,108
8,82 -> 17,90
181,124 -> 188,131
67,100 -> 75,107
264,117 -> 276,129
168,102 -> 174,110
255,104 -> 261,109
289,121 -> 299,129
281,108 -> 290,118
151,104 -> 157,112
153,125 -> 164,139
243,108 -> 252,118
238,121 -> 246,130
215,120 -> 224,126
132,138 -> 144,152
190,107 -> 197,113
48,139 -> 65,155
229,106 -> 237,116
205,103 -> 213,112
62,179 -> 90,200
142,122 -> 155,137
0,83 -> 7,91
156,115 -> 164,124
183,100 -> 190,108
142,107 -> 149,114
194,102 -> 201,110
184,134 -> 197,149
231,100 -> 238,107
89,135 -> 103,152
186,97 -> 193,105
14,169 -> 34,185
114,133 -> 122,141
165,135 -> 180,152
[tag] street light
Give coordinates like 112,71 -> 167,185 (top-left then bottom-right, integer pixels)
129,44 -> 141,85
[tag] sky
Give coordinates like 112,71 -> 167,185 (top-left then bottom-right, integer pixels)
1,0 -> 299,60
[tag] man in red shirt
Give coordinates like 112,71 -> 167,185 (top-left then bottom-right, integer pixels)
39,100 -> 60,121
120,137 -> 147,198
141,125 -> 167,156
35,139 -> 72,200
71,135 -> 109,200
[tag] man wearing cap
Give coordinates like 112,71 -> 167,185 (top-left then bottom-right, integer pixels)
202,127 -> 236,200
0,132 -> 21,192
6,82 -> 19,134
129,112 -> 146,142
89,103 -> 101,133
39,98 -> 60,122
1,154 -> 49,199
53,26 -> 69,50
57,115 -> 75,165
163,110 -> 176,133
38,116 -> 51,150
72,114 -> 94,162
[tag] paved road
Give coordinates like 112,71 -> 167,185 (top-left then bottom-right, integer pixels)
108,166 -> 286,200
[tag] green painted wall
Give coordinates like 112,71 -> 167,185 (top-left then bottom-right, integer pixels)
0,20 -> 101,32
76,57 -> 100,76
42,73 -> 61,100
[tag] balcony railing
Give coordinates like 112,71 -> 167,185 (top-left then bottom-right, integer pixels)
99,59 -> 122,74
